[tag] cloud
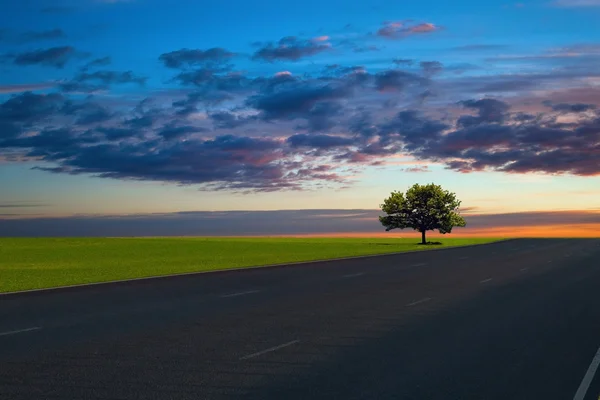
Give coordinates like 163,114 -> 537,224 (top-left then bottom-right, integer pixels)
17,29 -> 66,43
549,102 -> 597,112
247,83 -> 351,120
0,92 -> 65,125
552,0 -> 600,6
157,124 -> 205,140
0,82 -> 58,94
2,209 -> 598,237
0,202 -> 48,208
210,111 -> 256,129
374,70 -> 427,91
287,134 -> 355,148
393,59 -> 414,66
376,21 -> 440,39
451,44 -> 508,51
5,46 -> 83,69
159,48 -> 234,69
252,36 -> 332,62
420,61 -> 443,76
81,57 -> 112,70
59,69 -> 146,93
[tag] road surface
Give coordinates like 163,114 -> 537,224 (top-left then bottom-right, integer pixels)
1,238 -> 600,399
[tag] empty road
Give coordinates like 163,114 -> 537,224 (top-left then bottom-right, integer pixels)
1,238 -> 600,399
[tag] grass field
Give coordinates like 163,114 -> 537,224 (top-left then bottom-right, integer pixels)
0,237 -> 502,293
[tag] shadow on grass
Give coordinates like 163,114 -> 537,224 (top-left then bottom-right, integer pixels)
417,242 -> 443,246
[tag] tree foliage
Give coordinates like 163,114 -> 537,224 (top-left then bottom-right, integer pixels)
379,183 -> 466,243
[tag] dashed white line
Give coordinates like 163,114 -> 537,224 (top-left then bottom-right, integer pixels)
239,340 -> 300,360
342,273 -> 365,278
0,327 -> 41,337
480,278 -> 493,284
220,290 -> 260,298
572,344 -> 600,400
406,297 -> 432,307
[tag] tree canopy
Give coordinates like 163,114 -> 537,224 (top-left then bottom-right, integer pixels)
379,183 -> 466,244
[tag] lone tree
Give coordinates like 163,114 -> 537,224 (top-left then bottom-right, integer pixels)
379,183 -> 466,244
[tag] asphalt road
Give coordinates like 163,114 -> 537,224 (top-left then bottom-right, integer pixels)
2,238 -> 600,400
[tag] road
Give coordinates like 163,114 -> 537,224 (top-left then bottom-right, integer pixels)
1,238 -> 600,399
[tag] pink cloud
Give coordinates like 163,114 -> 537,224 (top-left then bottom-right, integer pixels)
377,21 -> 441,39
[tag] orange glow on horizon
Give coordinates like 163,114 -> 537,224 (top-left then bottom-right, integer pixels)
269,223 -> 600,238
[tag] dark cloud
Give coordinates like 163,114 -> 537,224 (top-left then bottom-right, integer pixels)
2,209 -> 599,236
252,36 -> 331,62
75,105 -> 114,126
476,79 -> 539,93
420,61 -> 443,76
6,46 -> 82,68
550,103 -> 597,113
0,92 -> 64,125
17,29 -> 66,43
457,98 -> 511,127
95,126 -> 141,140
377,21 -> 440,39
393,58 -> 414,66
125,115 -> 155,128
74,70 -> 147,86
210,111 -> 256,129
159,48 -> 234,69
374,70 -> 427,91
300,101 -> 344,132
59,81 -> 106,93
172,69 -> 248,92
287,133 -> 355,148
81,56 -> 112,71
248,82 -> 351,121
157,124 -> 205,140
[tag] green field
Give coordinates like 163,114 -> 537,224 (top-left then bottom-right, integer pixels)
0,237 -> 501,293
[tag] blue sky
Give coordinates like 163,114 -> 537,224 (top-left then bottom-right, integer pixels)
1,0 -> 599,235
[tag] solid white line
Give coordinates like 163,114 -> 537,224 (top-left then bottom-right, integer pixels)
573,345 -> 600,400
480,278 -> 493,284
406,297 -> 432,307
220,290 -> 259,298
0,327 -> 41,337
239,340 -> 300,360
342,273 -> 365,278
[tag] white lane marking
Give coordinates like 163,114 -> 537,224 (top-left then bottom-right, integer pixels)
342,272 -> 365,278
220,290 -> 260,298
411,263 -> 427,267
520,268 -> 529,273
406,297 -> 432,307
239,340 -> 300,360
0,327 -> 41,337
573,344 -> 600,400
480,278 -> 493,284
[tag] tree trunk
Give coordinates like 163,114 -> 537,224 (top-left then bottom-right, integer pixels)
421,230 -> 426,244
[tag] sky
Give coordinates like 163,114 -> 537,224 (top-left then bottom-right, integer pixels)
0,0 -> 599,236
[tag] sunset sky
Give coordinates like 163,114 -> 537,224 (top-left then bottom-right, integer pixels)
1,0 -> 599,236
